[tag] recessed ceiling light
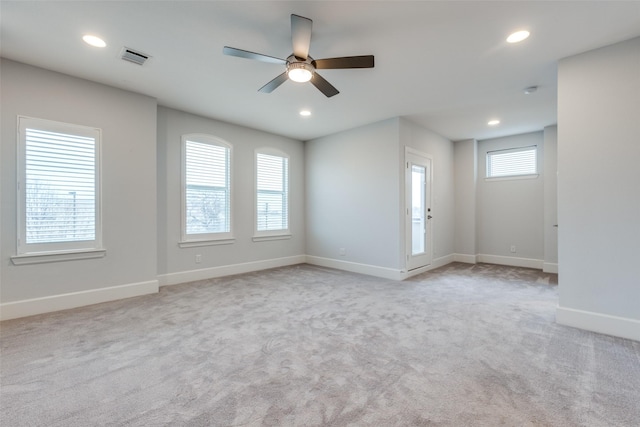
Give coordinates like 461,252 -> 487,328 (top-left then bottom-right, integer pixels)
488,120 -> 500,126
83,34 -> 106,48
506,30 -> 530,43
299,110 -> 311,117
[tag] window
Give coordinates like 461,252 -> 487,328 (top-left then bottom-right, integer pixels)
255,149 -> 289,239
16,116 -> 102,259
182,134 -> 232,245
486,145 -> 538,178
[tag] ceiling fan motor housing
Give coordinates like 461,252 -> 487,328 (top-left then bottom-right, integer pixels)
286,58 -> 315,82
223,14 -> 374,96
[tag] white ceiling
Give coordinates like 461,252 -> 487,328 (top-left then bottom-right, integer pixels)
1,1 -> 639,141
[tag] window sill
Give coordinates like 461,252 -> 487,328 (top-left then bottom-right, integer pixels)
252,234 -> 292,242
179,238 -> 235,248
485,174 -> 539,182
11,249 -> 106,265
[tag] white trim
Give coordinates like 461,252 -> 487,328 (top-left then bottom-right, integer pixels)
543,262 -> 559,274
11,248 -> 106,265
476,254 -> 543,269
0,280 -> 158,321
556,306 -> 640,342
432,254 -> 455,269
254,147 -> 290,238
158,255 -> 305,286
17,116 -> 103,255
400,254 -> 455,280
404,147 -> 434,271
178,238 -> 235,248
252,234 -> 292,242
305,255 -> 404,280
453,253 -> 478,264
485,145 -> 538,178
181,134 -> 233,243
484,174 -> 539,182
306,254 -> 456,281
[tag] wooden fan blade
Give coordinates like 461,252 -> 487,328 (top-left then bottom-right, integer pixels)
223,46 -> 287,65
291,14 -> 312,60
258,72 -> 289,93
310,72 -> 339,97
313,55 -> 375,69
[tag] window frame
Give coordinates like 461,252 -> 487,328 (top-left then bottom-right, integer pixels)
485,145 -> 539,180
13,116 -> 104,264
253,147 -> 290,241
180,133 -> 234,247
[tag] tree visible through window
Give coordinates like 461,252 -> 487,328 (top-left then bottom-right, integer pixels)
18,117 -> 101,254
183,135 -> 231,241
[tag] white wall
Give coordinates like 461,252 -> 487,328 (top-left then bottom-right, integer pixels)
556,37 -> 640,341
156,107 -> 305,285
477,132 -> 545,267
0,59 -> 158,319
453,139 -> 478,260
305,118 -> 402,275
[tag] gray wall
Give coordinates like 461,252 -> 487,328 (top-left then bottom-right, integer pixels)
1,59 -> 158,303
156,107 -> 305,281
453,139 -> 478,258
399,118 -> 455,262
543,125 -> 558,271
305,117 -> 455,275
557,37 -> 640,339
477,132 -> 545,263
305,118 -> 402,270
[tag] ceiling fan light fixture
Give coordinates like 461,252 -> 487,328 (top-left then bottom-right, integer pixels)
287,62 -> 314,82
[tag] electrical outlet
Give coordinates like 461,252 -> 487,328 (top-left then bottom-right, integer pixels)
510,245 -> 516,253
339,248 -> 346,256
195,254 -> 202,263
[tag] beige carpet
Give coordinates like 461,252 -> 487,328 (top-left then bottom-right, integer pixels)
1,262 -> 639,426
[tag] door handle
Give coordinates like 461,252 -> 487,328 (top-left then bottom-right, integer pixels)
427,215 -> 433,220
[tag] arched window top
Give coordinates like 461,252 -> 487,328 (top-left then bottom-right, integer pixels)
182,133 -> 232,150
255,146 -> 288,158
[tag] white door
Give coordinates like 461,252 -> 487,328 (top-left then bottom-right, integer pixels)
405,149 -> 432,271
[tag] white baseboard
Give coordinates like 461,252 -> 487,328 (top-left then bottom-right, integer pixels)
0,280 -> 159,321
476,254 -> 543,270
556,306 -> 640,342
432,254 -> 455,269
399,254 -> 456,280
158,255 -> 306,286
543,262 -> 559,274
454,253 -> 556,273
305,254 -> 456,281
305,255 -> 404,280
454,253 -> 478,264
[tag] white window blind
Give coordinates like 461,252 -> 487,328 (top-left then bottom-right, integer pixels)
184,137 -> 231,238
487,145 -> 537,178
18,117 -> 101,255
256,152 -> 289,232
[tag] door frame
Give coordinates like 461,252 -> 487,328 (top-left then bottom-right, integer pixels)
404,147 -> 433,271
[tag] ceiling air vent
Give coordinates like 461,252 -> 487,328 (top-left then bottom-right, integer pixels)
120,47 -> 150,66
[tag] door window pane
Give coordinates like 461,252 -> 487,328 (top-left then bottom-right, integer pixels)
411,165 -> 426,255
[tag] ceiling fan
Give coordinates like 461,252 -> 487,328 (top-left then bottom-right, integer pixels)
223,14 -> 374,98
